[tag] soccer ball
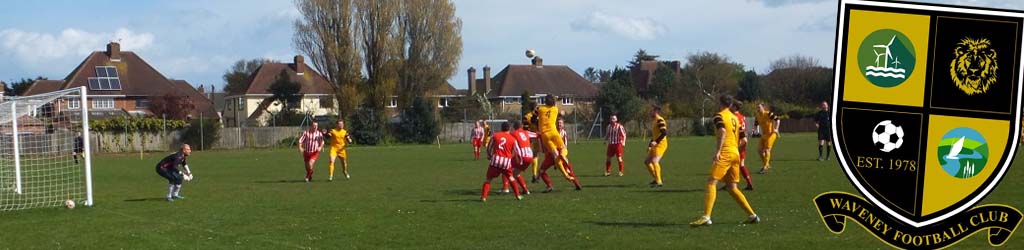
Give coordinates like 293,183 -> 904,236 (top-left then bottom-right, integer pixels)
64,199 -> 75,209
525,49 -> 536,59
872,120 -> 904,152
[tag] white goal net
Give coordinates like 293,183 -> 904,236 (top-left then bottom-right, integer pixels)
0,86 -> 93,210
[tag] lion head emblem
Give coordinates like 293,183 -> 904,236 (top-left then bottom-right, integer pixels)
950,37 -> 998,95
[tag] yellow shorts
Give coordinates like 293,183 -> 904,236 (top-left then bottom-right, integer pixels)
710,151 -> 741,182
761,133 -> 778,149
648,141 -> 668,157
329,147 -> 347,159
540,131 -> 566,155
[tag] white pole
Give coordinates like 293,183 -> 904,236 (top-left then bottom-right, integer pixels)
11,101 -> 22,194
80,86 -> 94,206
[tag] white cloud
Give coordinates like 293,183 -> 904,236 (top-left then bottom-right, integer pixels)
0,28 -> 155,65
570,11 -> 667,41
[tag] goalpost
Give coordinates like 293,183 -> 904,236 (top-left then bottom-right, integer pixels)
0,86 -> 93,210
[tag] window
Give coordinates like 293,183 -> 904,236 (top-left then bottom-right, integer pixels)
502,97 -> 520,105
438,98 -> 450,108
88,66 -> 122,91
561,97 -> 574,105
92,98 -> 115,109
135,99 -> 151,108
68,98 -> 81,110
387,96 -> 398,108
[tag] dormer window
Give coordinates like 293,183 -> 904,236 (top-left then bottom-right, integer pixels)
88,66 -> 122,91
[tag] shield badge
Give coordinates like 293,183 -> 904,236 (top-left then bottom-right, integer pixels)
832,0 -> 1023,230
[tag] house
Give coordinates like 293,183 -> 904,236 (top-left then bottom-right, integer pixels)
222,55 -> 336,127
22,42 -> 216,119
464,57 -> 599,115
630,59 -> 681,94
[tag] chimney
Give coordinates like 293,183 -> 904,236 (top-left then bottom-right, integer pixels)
294,55 -> 305,75
483,65 -> 491,94
198,84 -> 206,93
670,60 -> 681,73
107,42 -> 121,61
467,67 -> 477,95
531,56 -> 544,68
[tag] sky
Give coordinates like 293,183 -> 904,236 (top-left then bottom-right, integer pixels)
0,0 -> 1021,91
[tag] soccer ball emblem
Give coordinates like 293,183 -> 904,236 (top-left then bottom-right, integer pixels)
872,120 -> 904,152
64,199 -> 76,209
525,49 -> 536,59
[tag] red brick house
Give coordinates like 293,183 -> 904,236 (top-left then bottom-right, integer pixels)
22,42 -> 215,119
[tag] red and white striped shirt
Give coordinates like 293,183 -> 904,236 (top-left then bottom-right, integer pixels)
606,122 -> 626,145
513,129 -> 534,159
559,129 -> 568,148
489,132 -> 517,169
471,127 -> 484,139
298,129 -> 324,153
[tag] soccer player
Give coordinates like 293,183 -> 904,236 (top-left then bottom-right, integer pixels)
481,122 -> 522,202
471,121 -> 484,160
72,132 -> 84,164
482,120 -> 492,149
645,106 -> 668,187
523,112 -> 542,183
814,101 -> 833,161
325,120 -> 353,181
298,122 -> 324,182
732,102 -> 754,190
507,121 -> 535,195
155,144 -> 192,202
691,95 -> 760,226
534,95 -> 581,192
604,114 -> 626,176
754,102 -> 781,174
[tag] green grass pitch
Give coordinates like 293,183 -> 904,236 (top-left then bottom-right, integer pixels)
2,133 -> 1022,249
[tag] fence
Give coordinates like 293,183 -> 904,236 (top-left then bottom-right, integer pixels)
89,126 -> 304,153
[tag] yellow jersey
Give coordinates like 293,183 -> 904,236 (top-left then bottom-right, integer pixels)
715,109 -> 740,154
523,112 -> 537,132
756,109 -> 779,134
652,114 -> 667,143
536,105 -> 559,133
328,128 -> 349,148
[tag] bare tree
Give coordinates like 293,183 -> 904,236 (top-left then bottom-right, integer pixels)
354,0 -> 402,111
294,0 -> 364,117
768,54 -> 820,72
395,0 -> 463,109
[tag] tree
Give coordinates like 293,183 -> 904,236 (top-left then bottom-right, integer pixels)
149,93 -> 196,120
4,77 -> 45,96
737,70 -> 762,101
595,75 -> 642,123
680,52 -> 745,117
395,96 -> 439,143
352,0 -> 403,145
223,58 -> 273,95
181,118 -> 221,151
520,90 -> 536,116
627,49 -> 659,71
395,0 -> 463,110
294,0 -> 364,117
583,67 -> 599,83
268,69 -> 303,111
768,54 -> 820,72
647,63 -> 679,102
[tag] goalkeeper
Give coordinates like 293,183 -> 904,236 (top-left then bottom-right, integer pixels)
156,144 -> 193,202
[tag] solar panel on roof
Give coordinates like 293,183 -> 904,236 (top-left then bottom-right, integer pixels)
88,78 -> 101,89
109,79 -> 122,90
106,67 -> 118,77
98,78 -> 111,89
96,67 -> 108,77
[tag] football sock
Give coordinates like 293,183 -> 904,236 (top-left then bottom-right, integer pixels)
502,176 -> 510,190
556,160 -> 571,180
167,184 -> 175,198
654,162 -> 663,184
727,186 -> 756,216
764,151 -> 772,168
825,145 -> 832,159
531,159 -> 539,177
605,160 -> 612,174
740,166 -> 753,186
541,173 -> 553,188
618,161 -> 624,173
482,182 -> 491,199
173,184 -> 182,197
329,162 -> 335,177
761,151 -> 768,168
509,176 -> 521,196
516,174 -> 529,192
818,145 -> 823,158
704,182 -> 717,217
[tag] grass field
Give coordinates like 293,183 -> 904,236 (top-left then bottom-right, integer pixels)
2,133 -> 1023,249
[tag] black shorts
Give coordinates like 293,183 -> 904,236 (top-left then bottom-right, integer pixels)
156,166 -> 183,185
818,128 -> 832,141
